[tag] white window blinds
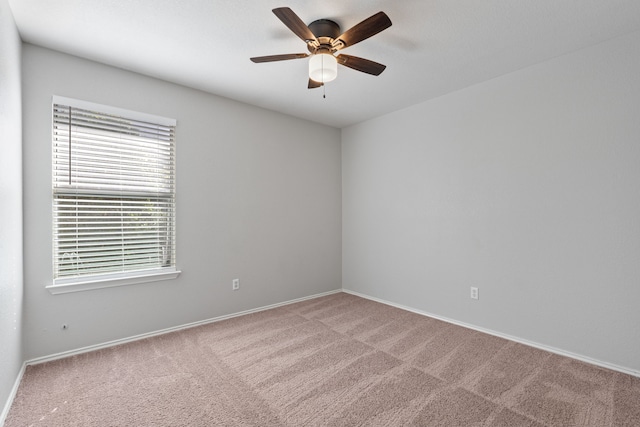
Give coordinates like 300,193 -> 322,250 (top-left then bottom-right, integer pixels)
52,97 -> 177,283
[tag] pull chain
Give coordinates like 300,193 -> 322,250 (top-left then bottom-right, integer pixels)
322,54 -> 326,99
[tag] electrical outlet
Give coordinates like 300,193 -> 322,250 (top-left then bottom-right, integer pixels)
232,279 -> 240,291
470,287 -> 479,300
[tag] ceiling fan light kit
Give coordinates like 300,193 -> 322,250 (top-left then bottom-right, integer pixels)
250,7 -> 392,89
309,53 -> 337,83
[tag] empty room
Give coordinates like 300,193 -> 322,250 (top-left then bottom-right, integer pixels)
1,0 -> 639,425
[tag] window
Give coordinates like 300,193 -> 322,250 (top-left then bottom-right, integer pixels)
48,96 -> 179,294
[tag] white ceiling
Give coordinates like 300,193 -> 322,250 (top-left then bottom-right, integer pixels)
7,0 -> 640,128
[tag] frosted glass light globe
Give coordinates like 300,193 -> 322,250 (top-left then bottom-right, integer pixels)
309,53 -> 338,83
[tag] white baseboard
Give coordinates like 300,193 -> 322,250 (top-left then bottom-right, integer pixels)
343,289 -> 640,379
1,361 -> 26,427
27,289 -> 341,366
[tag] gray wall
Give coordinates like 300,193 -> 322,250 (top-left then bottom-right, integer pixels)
0,0 -> 23,419
342,31 -> 640,373
22,44 -> 342,360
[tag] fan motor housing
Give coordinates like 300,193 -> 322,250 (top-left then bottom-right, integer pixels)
307,19 -> 342,53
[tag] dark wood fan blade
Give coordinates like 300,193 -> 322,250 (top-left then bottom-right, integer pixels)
336,11 -> 391,49
336,54 -> 386,75
272,7 -> 317,43
308,78 -> 323,89
250,53 -> 309,63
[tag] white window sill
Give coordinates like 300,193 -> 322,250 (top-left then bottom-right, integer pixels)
46,269 -> 181,295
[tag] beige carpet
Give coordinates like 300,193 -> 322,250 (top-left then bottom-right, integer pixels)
6,292 -> 640,426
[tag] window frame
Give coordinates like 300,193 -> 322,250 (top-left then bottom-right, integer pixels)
47,96 -> 180,295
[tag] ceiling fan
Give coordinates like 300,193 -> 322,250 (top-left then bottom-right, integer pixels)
250,7 -> 392,89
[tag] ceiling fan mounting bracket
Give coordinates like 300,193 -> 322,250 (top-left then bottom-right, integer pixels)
308,19 -> 341,40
